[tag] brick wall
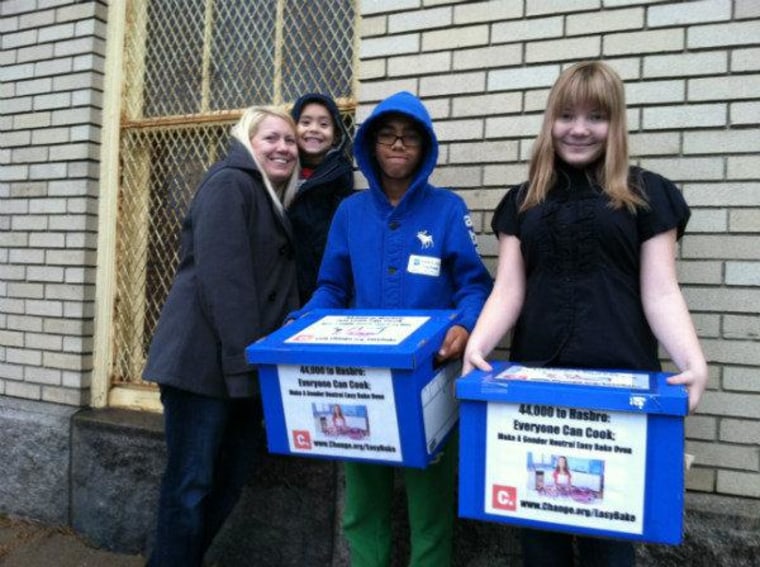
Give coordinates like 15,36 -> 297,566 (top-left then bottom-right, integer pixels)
357,0 -> 760,499
0,0 -> 107,406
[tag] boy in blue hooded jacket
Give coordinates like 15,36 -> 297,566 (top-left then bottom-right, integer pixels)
289,91 -> 492,565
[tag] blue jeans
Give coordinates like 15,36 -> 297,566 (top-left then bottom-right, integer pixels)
521,528 -> 636,567
148,385 -> 263,567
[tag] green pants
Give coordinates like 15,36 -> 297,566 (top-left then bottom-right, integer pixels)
342,434 -> 457,567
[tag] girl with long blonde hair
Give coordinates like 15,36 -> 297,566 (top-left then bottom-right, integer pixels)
464,61 -> 707,566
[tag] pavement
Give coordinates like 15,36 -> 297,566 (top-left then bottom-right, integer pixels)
0,515 -> 144,567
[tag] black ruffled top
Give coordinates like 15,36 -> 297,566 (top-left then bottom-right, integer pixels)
491,161 -> 690,371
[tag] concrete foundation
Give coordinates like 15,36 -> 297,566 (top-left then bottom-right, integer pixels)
638,492 -> 760,567
70,408 -> 165,553
1,398 -> 758,565
0,397 -> 79,525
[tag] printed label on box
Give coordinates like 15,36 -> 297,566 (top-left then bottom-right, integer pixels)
484,402 -> 647,534
284,315 -> 429,346
421,360 -> 460,454
277,364 -> 403,462
494,364 -> 650,389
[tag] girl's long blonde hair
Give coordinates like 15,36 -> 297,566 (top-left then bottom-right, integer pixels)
230,106 -> 300,214
522,61 -> 646,213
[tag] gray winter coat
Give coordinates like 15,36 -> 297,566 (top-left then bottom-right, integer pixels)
142,139 -> 299,398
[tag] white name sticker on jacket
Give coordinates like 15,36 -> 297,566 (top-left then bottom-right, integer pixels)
407,255 -> 441,277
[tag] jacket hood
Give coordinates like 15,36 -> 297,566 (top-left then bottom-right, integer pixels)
354,91 -> 438,207
226,138 -> 259,172
291,92 -> 350,155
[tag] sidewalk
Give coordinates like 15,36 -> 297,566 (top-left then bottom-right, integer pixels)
0,515 -> 143,567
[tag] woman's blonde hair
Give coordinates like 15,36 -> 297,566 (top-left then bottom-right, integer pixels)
523,60 -> 646,213
230,106 -> 300,213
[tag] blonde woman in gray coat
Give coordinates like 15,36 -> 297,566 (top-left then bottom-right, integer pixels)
143,106 -> 300,567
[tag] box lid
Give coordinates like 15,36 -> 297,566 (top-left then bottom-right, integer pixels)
456,361 -> 688,416
246,309 -> 460,369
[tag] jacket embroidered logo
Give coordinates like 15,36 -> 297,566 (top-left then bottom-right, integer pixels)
416,230 -> 434,249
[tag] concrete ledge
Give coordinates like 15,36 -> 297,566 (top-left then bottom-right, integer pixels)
206,455 -> 339,566
70,407 -> 340,563
638,492 -> 760,567
2,400 -> 759,565
0,397 -> 79,524
71,407 -> 165,553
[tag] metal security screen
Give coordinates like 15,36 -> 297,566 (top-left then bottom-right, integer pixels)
111,0 -> 356,390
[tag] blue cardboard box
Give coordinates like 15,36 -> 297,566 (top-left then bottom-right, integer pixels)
246,309 -> 462,468
456,361 -> 688,544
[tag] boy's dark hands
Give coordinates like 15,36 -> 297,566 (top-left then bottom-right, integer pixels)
436,325 -> 469,362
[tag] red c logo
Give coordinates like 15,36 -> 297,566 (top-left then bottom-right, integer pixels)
293,430 -> 312,450
492,484 -> 517,511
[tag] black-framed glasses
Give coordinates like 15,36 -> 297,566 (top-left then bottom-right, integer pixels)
375,131 -> 423,147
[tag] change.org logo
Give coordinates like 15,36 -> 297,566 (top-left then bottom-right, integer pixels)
492,484 -> 517,511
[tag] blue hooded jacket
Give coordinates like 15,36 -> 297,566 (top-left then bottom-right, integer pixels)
289,91 -> 492,330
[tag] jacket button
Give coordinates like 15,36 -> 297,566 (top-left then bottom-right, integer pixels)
388,267 -> 397,275
267,291 -> 277,301
389,221 -> 399,230
279,245 -> 287,255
